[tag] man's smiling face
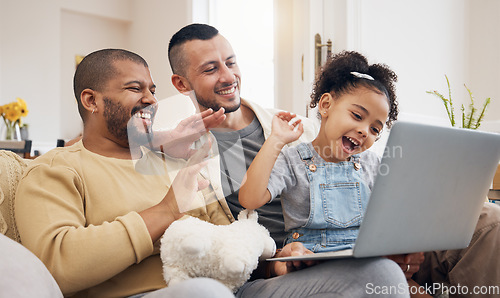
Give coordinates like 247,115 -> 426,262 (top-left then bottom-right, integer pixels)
97,59 -> 158,146
180,34 -> 242,113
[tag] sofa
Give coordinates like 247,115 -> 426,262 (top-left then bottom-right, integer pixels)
0,150 -> 63,297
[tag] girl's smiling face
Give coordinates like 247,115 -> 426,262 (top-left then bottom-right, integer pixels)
312,86 -> 390,163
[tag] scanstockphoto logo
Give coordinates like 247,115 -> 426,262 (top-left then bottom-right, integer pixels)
365,282 -> 500,296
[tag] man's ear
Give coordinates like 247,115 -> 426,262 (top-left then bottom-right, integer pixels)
318,93 -> 333,117
171,74 -> 192,95
80,89 -> 97,113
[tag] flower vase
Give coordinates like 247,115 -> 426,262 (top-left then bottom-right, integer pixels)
19,125 -> 29,140
5,123 -> 16,140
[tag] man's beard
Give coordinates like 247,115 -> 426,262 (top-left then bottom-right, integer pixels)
103,97 -> 153,147
192,91 -> 241,114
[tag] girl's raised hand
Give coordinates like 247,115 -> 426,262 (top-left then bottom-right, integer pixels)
271,111 -> 304,145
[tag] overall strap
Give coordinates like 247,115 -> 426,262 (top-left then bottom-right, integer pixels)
350,154 -> 360,163
296,143 -> 314,161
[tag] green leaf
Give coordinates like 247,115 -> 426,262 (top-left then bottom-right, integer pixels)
426,90 -> 454,127
461,104 -> 466,128
429,75 -> 493,129
474,97 -> 491,129
445,75 -> 455,125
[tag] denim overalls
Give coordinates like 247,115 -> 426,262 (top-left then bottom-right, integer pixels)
284,143 -> 371,252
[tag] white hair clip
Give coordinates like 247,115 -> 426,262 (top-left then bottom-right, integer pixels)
350,71 -> 374,81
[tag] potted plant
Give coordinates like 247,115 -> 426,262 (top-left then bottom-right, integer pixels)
426,75 -> 491,129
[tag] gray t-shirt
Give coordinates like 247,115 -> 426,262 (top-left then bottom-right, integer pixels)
211,117 -> 289,247
267,142 -> 381,231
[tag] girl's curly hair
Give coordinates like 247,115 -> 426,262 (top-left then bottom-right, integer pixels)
310,51 -> 399,127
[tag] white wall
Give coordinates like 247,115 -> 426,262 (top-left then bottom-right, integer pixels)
60,9 -> 130,140
467,0 -> 500,131
352,0 -> 467,126
61,0 -> 132,21
0,8 -> 3,99
367,1 -> 465,120
127,0 -> 192,99
0,0 -> 61,145
355,0 -> 499,132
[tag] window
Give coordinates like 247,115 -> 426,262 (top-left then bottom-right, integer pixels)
195,0 -> 275,108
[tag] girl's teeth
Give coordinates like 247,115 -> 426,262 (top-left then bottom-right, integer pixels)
347,137 -> 359,146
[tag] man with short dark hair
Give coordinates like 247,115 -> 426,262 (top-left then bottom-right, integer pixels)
15,48 -> 235,297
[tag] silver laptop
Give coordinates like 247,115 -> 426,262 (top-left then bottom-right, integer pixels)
268,121 -> 500,261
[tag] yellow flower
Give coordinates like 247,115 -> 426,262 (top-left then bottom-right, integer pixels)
5,105 -> 21,122
16,97 -> 28,117
1,98 -> 29,125
3,103 -> 12,113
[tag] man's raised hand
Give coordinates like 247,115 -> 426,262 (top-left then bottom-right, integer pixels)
153,108 -> 225,159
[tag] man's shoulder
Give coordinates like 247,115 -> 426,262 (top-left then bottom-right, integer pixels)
27,142 -> 84,170
241,98 -> 277,116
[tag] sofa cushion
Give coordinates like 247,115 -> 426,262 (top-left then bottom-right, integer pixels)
0,233 -> 63,297
0,150 -> 30,242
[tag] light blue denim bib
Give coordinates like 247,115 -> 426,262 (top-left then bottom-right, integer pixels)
284,143 -> 371,252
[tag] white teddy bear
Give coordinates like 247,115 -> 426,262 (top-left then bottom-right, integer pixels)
160,209 -> 276,293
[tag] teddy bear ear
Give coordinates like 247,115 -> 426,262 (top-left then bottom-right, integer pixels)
237,209 -> 249,220
238,209 -> 260,221
247,210 -> 259,221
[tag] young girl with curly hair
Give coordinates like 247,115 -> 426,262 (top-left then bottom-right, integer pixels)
239,51 -> 399,252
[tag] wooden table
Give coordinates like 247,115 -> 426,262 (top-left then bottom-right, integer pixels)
489,189 -> 500,200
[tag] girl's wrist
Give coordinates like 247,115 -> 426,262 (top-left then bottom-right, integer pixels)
267,134 -> 286,149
